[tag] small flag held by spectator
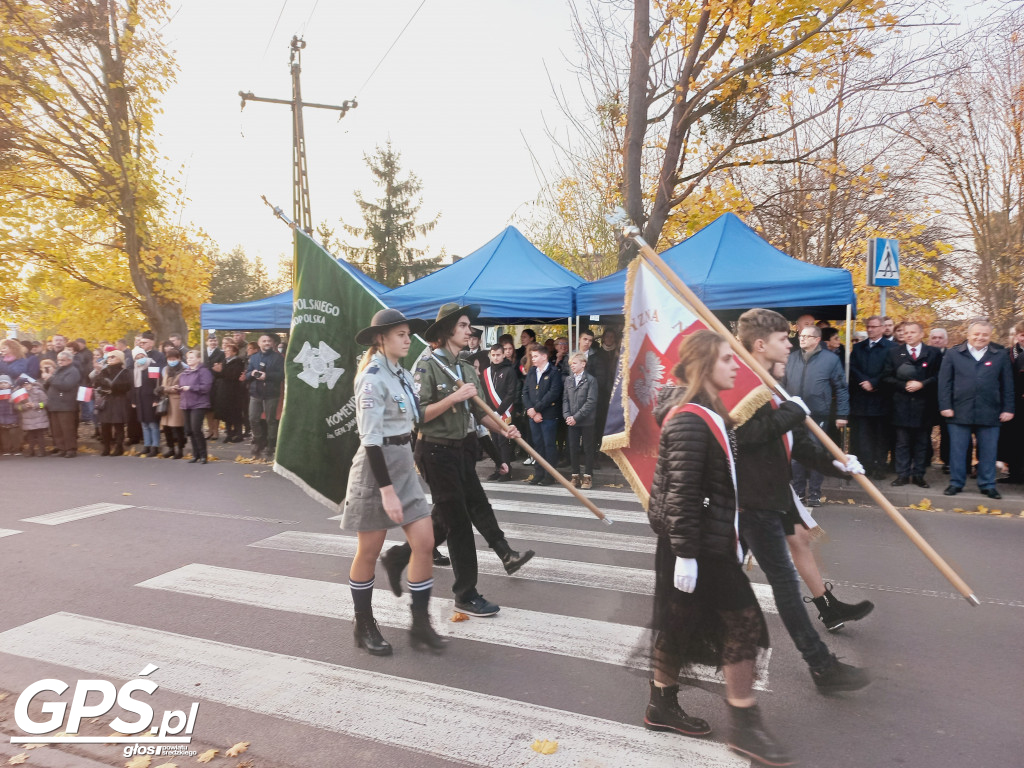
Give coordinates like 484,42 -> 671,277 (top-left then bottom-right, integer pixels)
148,365 -> 160,379
0,388 -> 9,401
11,387 -> 28,404
77,386 -> 93,402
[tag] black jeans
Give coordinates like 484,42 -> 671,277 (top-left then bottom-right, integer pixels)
391,436 -> 506,602
567,423 -> 595,475
740,509 -> 832,671
183,408 -> 208,458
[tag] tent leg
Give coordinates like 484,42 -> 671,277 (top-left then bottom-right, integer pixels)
844,305 -> 852,384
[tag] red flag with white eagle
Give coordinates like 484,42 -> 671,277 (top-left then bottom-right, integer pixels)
602,257 -> 762,508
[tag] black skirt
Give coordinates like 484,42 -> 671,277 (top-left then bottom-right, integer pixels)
651,535 -> 769,674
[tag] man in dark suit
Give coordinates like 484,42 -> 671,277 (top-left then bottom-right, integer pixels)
882,322 -> 942,487
998,320 -> 1024,484
522,342 -> 564,486
938,319 -> 1015,499
927,327 -> 950,472
848,315 -> 895,479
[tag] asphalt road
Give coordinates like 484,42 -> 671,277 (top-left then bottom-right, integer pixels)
0,452 -> 1020,768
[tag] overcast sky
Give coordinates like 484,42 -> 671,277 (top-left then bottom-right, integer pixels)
157,1 -> 586,267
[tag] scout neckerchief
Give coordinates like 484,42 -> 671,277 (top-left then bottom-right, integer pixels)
430,349 -> 474,421
770,394 -> 819,531
381,354 -> 421,425
665,402 -> 742,563
484,365 -> 510,419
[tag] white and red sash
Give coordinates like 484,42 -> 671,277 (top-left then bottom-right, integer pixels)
666,402 -> 743,563
483,366 -> 511,421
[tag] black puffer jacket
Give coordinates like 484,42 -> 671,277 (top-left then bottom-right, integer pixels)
648,386 -> 738,559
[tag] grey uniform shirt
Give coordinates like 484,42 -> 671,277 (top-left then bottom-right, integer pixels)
354,352 -> 419,446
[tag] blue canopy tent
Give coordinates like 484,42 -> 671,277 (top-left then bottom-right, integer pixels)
576,213 -> 856,321
384,226 -> 585,323
200,256 -> 389,331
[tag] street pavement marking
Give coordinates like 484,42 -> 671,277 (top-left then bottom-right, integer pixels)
248,530 -> 777,613
137,563 -> 771,691
21,502 -> 133,526
134,505 -> 299,524
0,612 -> 750,768
476,521 -> 657,554
329,496 -> 649,525
0,529 -> 22,538
484,483 -> 643,503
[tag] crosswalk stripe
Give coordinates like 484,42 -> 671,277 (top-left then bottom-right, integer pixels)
484,482 -> 642,503
134,505 -> 299,524
480,522 -> 657,554
0,612 -> 750,768
251,530 -> 657,596
137,563 -> 771,691
21,502 -> 133,526
0,529 -> 22,538
329,497 -> 649,525
252,530 -> 778,614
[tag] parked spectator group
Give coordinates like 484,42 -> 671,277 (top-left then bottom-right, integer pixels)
0,329 -> 285,465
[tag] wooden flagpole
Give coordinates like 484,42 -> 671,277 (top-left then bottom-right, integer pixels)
615,221 -> 979,606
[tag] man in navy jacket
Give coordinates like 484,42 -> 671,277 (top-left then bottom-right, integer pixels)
938,319 -> 1014,499
522,343 -> 563,485
245,333 -> 285,460
848,315 -> 894,479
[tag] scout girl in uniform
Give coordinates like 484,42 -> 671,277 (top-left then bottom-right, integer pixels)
342,308 -> 447,655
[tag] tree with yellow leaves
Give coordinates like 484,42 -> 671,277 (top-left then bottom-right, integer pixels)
0,0 -> 211,340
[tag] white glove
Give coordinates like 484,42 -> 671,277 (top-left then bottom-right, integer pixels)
788,396 -> 811,415
673,557 -> 698,593
833,454 -> 865,475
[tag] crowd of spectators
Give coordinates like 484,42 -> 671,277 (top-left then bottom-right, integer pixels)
0,330 -> 285,464
2,314 -> 1020,504
778,314 -> 1023,504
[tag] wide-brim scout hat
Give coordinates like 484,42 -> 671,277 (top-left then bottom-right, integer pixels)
423,302 -> 481,343
355,308 -> 428,346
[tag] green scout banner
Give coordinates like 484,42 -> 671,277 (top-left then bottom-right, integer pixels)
274,230 -> 425,509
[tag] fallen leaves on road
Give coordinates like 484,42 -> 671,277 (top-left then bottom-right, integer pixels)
908,499 -> 933,511
7,755 -> 28,765
848,499 -> 855,504
242,474 -> 260,479
451,612 -> 469,622
125,756 -> 151,768
225,742 -> 249,757
531,739 -> 558,754
195,750 -> 218,763
603,483 -> 624,488
122,492 -> 133,496
153,763 -> 178,768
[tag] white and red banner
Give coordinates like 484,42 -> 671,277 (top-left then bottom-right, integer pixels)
77,386 -> 93,402
603,258 -> 761,507
11,387 -> 28,405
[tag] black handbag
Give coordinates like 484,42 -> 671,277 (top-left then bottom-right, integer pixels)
155,396 -> 170,416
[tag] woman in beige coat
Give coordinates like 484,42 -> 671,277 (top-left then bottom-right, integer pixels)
156,348 -> 186,459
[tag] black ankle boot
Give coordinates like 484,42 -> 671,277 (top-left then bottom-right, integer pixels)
409,609 -> 448,652
811,654 -> 871,692
643,682 -> 711,737
162,447 -> 174,458
807,583 -> 874,632
432,547 -> 451,566
495,539 -> 535,575
727,703 -> 793,766
173,445 -> 184,459
380,546 -> 407,596
353,611 -> 392,656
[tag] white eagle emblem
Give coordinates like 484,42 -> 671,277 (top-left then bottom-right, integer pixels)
632,350 -> 665,407
293,341 -> 344,389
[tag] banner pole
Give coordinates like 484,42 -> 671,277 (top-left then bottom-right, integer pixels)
618,225 -> 978,606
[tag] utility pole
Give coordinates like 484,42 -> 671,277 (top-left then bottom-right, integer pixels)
239,36 -> 356,235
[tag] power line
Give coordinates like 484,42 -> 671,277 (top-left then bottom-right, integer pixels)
355,0 -> 427,97
263,0 -> 290,57
300,0 -> 321,34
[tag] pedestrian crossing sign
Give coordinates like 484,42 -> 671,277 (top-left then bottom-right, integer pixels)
867,238 -> 900,287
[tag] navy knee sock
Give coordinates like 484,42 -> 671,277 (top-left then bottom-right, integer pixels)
408,577 -> 433,612
349,577 -> 374,613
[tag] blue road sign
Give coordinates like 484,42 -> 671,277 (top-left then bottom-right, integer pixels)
867,238 -> 900,287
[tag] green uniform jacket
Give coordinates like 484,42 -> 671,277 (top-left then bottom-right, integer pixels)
414,348 -> 487,440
